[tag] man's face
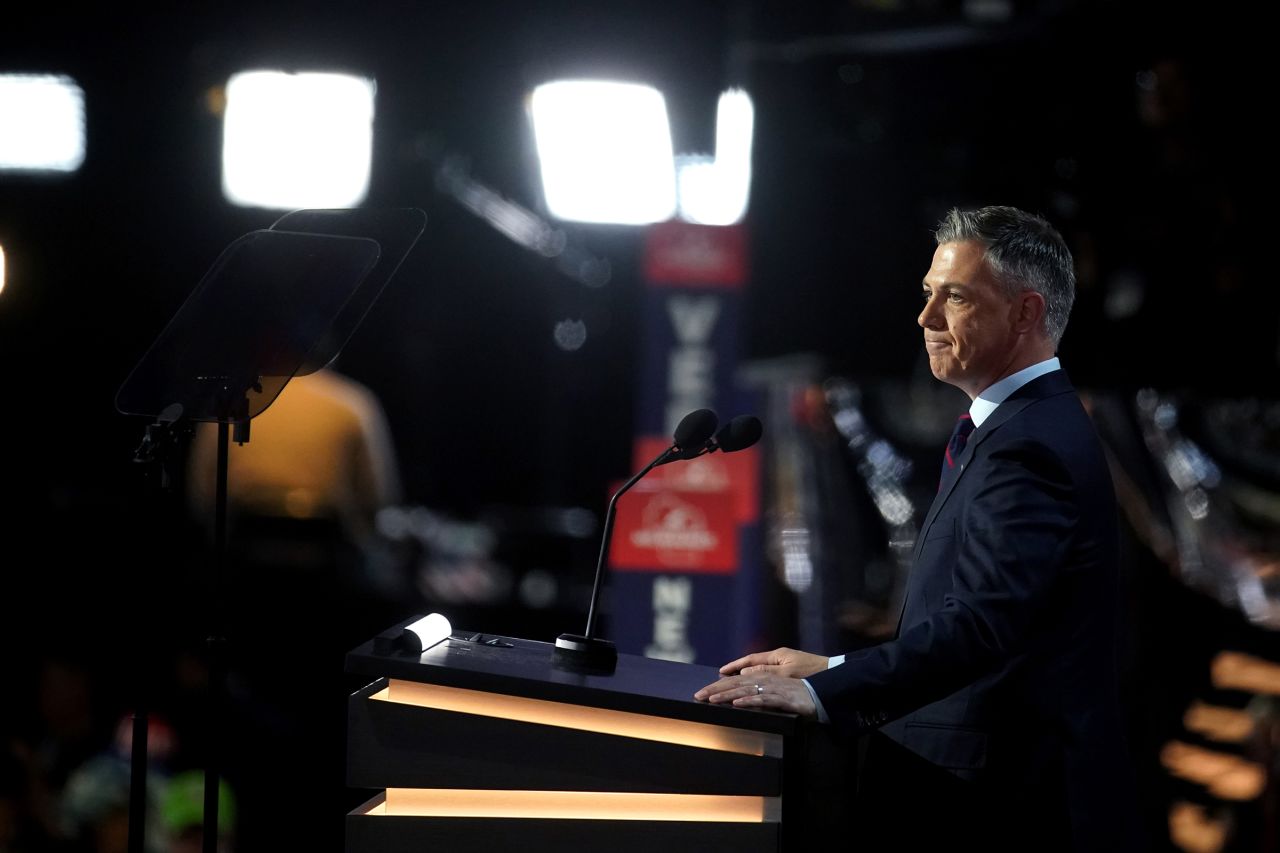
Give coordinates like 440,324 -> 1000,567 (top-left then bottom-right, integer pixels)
918,241 -> 1022,398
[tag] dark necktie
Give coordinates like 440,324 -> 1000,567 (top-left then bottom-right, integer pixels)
939,413 -> 975,487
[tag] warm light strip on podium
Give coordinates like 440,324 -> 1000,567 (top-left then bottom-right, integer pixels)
362,788 -> 777,822
374,679 -> 781,757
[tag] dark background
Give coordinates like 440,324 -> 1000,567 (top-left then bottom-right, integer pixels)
0,1 -> 1269,850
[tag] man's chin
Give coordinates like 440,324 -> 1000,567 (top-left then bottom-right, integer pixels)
928,361 -> 972,394
926,356 -> 954,382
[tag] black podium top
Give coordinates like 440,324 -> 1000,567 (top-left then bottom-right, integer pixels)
346,625 -> 798,737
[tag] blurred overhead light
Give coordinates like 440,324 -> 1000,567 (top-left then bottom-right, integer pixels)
0,74 -> 86,173
529,83 -> 753,227
530,80 -> 676,225
676,89 -> 753,226
0,243 -> 6,296
221,71 -> 375,210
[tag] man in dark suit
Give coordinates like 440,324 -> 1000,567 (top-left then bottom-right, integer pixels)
695,206 -> 1142,850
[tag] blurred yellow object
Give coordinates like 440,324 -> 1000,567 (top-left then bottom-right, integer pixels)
1210,651 -> 1280,695
1160,741 -> 1266,800
1168,801 -> 1226,853
1182,701 -> 1255,743
188,367 -> 401,545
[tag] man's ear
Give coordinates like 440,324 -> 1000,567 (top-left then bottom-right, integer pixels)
1013,290 -> 1046,334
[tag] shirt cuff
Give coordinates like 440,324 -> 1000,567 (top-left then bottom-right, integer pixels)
801,678 -> 829,723
801,656 -> 842,724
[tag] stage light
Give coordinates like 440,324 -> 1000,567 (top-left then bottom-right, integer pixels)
374,788 -> 771,822
0,74 -> 85,173
221,70 -> 375,210
375,678 -> 780,756
676,89 -> 753,226
530,81 -> 676,225
0,243 -> 6,296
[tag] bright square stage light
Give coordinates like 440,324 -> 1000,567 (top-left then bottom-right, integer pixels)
221,71 -> 375,210
530,81 -> 676,225
677,89 -> 753,226
0,74 -> 86,173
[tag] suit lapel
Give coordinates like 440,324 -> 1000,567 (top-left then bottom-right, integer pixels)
898,370 -> 1076,634
914,369 -> 1075,550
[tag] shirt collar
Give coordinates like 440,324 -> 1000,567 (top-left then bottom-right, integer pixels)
969,357 -> 1061,427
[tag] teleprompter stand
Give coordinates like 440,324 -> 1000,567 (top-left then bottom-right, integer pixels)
115,208 -> 425,853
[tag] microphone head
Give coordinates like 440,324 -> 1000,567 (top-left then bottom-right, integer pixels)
672,408 -> 718,452
715,415 -> 763,453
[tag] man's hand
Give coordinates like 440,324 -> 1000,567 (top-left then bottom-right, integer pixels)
718,647 -> 829,679
692,647 -> 829,716
693,672 -> 817,717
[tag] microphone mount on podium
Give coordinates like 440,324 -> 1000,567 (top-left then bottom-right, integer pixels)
553,409 -> 763,672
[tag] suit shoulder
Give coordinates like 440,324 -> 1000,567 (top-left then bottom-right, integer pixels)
997,389 -> 1096,441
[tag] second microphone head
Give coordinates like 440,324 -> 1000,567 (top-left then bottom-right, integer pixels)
715,415 -> 763,452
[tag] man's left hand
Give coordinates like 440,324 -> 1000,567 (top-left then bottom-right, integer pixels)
694,673 -> 816,717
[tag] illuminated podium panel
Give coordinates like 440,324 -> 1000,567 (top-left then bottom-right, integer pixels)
344,627 -> 847,853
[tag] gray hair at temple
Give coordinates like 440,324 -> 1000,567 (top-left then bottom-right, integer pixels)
934,206 -> 1076,346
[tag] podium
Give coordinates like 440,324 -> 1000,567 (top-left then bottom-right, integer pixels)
344,622 -> 854,852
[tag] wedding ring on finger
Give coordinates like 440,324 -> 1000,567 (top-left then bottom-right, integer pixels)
755,683 -> 765,695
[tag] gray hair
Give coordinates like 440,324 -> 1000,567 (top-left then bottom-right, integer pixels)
934,206 -> 1075,346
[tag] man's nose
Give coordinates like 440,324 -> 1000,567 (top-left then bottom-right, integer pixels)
918,296 -> 940,329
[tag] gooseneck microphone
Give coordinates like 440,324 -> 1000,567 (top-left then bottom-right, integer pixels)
554,408 -> 719,670
674,414 -> 764,461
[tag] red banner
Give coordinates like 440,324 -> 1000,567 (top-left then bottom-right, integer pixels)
630,436 -> 760,524
609,480 -> 737,573
642,221 -> 748,288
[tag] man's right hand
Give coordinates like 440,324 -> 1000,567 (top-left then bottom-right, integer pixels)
718,647 -> 829,679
